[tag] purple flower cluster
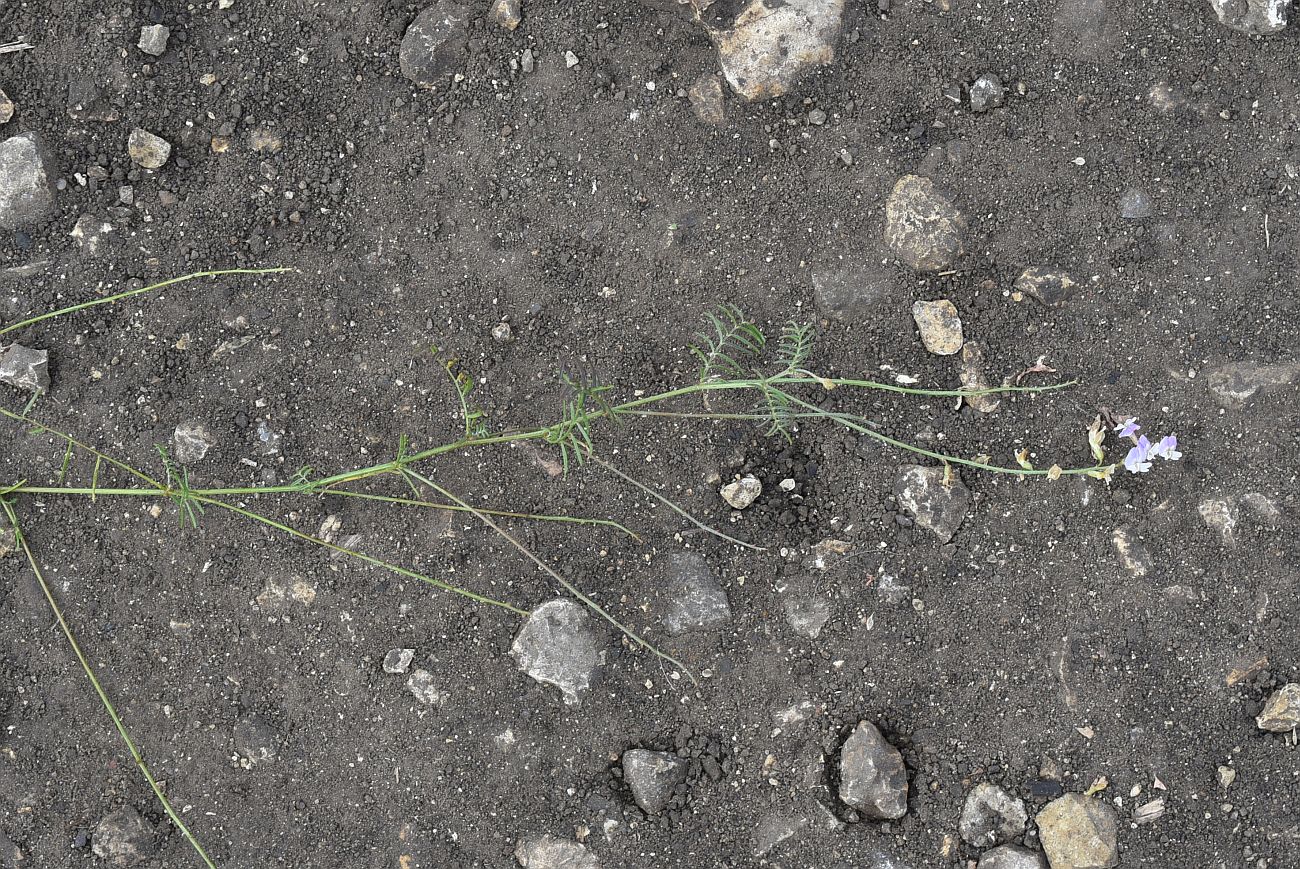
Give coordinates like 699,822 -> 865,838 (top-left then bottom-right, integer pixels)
1114,417 -> 1181,474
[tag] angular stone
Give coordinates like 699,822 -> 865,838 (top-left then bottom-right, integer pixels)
514,833 -> 600,869
978,844 -> 1049,869
702,0 -> 846,101
811,262 -> 892,321
172,422 -> 213,464
92,807 -> 155,867
511,599 -> 603,704
1207,0 -> 1288,34
70,213 -> 113,254
1207,361 -> 1300,407
399,2 -> 470,86
0,133 -> 54,229
959,782 -> 1028,847
1256,683 -> 1300,732
662,552 -> 731,635
884,175 -> 965,271
969,73 -> 1004,112
1111,525 -> 1152,578
911,299 -> 963,355
1197,498 -> 1237,546
406,669 -> 448,706
489,0 -> 521,30
0,343 -> 49,393
1036,794 -> 1119,869
783,594 -> 831,639
688,74 -> 725,126
837,720 -> 908,819
1015,266 -> 1077,308
0,88 -> 12,124
383,648 -> 415,674
127,128 -> 170,169
622,749 -> 688,814
894,465 -> 969,544
137,24 -> 170,56
1118,187 -> 1153,219
960,341 -> 1000,413
1239,492 -> 1281,521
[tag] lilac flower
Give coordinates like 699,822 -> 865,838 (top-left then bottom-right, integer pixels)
1151,434 -> 1181,461
1123,435 -> 1152,473
1114,417 -> 1140,439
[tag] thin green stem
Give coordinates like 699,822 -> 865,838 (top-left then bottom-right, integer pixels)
0,500 -> 218,869
0,267 -> 292,338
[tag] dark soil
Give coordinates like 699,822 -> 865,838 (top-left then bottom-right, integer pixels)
1,0 -> 1298,867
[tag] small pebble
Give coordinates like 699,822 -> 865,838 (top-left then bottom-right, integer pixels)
807,108 -> 827,125
383,648 -> 415,674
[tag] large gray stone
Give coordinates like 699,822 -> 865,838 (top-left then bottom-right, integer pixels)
1207,361 -> 1300,407
0,133 -> 53,230
700,0 -> 846,101
622,748 -> 688,814
911,299 -> 964,355
1207,0 -> 1288,34
978,844 -> 1048,869
1256,683 -> 1300,732
0,343 -> 49,393
811,262 -> 892,321
1036,794 -> 1119,869
837,720 -> 908,819
661,552 -> 731,635
959,782 -> 1027,847
511,599 -> 604,705
399,2 -> 470,86
91,807 -> 155,867
894,465 -> 970,544
514,833 -> 600,869
884,175 -> 965,271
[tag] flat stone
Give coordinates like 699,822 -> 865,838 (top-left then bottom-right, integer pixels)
1119,187 -> 1153,219
911,299 -> 963,355
127,128 -> 170,169
0,88 -> 13,124
92,807 -> 155,867
783,594 -> 831,639
969,73 -> 1004,112
232,715 -> 278,766
511,598 -> 604,704
978,844 -> 1049,869
406,669 -> 448,706
0,133 -> 53,229
884,175 -> 965,271
1015,266 -> 1077,307
0,343 -> 49,393
702,0 -> 846,101
837,720 -> 908,820
1111,525 -> 1152,578
1036,794 -> 1119,869
960,341 -> 1000,413
1239,492 -> 1281,521
399,2 -> 470,86
662,552 -> 731,635
688,74 -> 725,126
514,833 -> 600,869
894,465 -> 969,544
70,213 -> 113,254
1256,683 -> 1300,732
1207,361 -> 1300,407
959,782 -> 1028,847
137,24 -> 170,56
1207,0 -> 1288,34
489,0 -> 521,30
383,648 -> 415,674
622,748 -> 688,814
173,422 -> 213,464
720,473 -> 761,509
1197,498 -> 1237,546
811,262 -> 892,321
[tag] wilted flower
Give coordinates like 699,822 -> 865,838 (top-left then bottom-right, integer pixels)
1151,434 -> 1181,461
1115,417 -> 1140,439
1123,435 -> 1153,474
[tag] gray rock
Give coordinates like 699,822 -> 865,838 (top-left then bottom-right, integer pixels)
884,175 -> 965,271
622,749 -> 688,814
837,720 -> 908,820
1207,0 -> 1288,34
137,24 -> 170,56
1111,525 -> 1152,578
959,782 -> 1028,847
808,108 -> 827,125
232,715 -> 278,766
1118,187 -> 1153,219
1240,492 -> 1281,521
1015,266 -> 1077,308
383,648 -> 415,674
514,833 -> 600,869
127,128 -> 170,169
1207,361 -> 1300,407
720,474 -> 761,509
0,133 -> 53,229
511,599 -> 603,704
752,799 -> 843,858
811,262 -> 892,321
894,465 -> 970,544
978,844 -> 1048,869
910,299 -> 964,355
1197,498 -> 1237,545
172,422 -> 213,464
688,74 -> 725,126
662,552 -> 731,635
960,341 -> 1000,413
489,0 -> 521,30
1036,794 -> 1119,869
91,807 -> 155,867
0,88 -> 13,124
0,344 -> 49,393
70,213 -> 113,254
783,594 -> 831,639
406,669 -> 448,706
969,73 -> 1004,112
702,0 -> 846,101
1256,683 -> 1300,732
400,3 -> 470,85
